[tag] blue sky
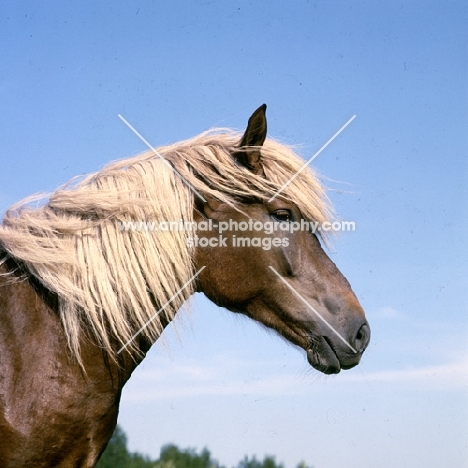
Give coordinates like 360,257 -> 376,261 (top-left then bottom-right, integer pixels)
1,1 -> 467,467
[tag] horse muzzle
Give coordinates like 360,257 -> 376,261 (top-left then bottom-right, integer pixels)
307,320 -> 370,374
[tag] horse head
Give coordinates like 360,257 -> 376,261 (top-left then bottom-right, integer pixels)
194,105 -> 370,374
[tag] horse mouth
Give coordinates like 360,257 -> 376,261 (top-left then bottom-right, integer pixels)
306,336 -> 342,375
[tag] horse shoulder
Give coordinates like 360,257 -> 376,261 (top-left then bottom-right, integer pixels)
0,270 -> 124,467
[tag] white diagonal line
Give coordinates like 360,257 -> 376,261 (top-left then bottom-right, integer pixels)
117,266 -> 206,354
118,114 -> 207,202
268,266 -> 357,353
268,115 -> 356,202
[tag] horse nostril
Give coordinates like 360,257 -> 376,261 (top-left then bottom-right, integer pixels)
353,323 -> 370,353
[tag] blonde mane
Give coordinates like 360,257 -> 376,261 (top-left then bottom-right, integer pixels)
0,129 -> 332,362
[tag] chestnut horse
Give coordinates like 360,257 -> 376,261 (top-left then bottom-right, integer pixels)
0,105 -> 369,467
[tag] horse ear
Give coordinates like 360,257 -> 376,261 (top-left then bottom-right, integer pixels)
233,104 -> 267,175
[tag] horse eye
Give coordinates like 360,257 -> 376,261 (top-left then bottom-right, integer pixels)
272,210 -> 292,222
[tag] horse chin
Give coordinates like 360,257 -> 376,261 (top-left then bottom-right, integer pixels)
306,337 -> 342,375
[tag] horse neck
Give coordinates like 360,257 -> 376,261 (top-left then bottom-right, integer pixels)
0,253 -> 142,383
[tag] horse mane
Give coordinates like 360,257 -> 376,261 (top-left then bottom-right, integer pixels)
0,129 -> 333,363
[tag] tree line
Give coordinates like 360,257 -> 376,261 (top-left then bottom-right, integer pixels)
96,425 -> 314,468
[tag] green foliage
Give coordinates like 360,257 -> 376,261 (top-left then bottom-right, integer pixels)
156,444 -> 222,468
95,425 -> 314,468
236,455 -> 284,468
95,425 -> 154,468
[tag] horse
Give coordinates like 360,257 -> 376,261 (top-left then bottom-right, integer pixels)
0,105 -> 370,467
